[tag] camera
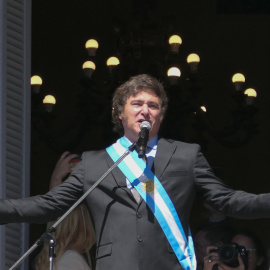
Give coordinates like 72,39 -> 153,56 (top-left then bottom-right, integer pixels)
211,242 -> 248,268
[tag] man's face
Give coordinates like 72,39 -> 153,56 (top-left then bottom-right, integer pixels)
119,89 -> 163,142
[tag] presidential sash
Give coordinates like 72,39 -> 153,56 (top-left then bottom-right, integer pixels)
106,137 -> 196,270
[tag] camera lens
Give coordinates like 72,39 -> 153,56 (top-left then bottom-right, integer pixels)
218,244 -> 239,267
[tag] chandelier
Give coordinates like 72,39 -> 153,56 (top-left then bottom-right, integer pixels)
31,27 -> 258,152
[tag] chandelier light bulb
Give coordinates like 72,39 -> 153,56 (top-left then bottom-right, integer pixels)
244,88 -> 257,105
82,61 -> 96,70
43,95 -> 56,104
31,75 -> 42,85
187,53 -> 200,63
106,56 -> 120,66
232,73 -> 245,91
106,56 -> 120,73
187,53 -> 200,73
200,106 -> 207,112
85,39 -> 99,56
82,61 -> 96,78
244,88 -> 257,97
85,39 -> 99,49
232,73 -> 245,83
168,35 -> 182,54
43,95 -> 56,112
31,75 -> 43,93
167,67 -> 181,85
167,67 -> 181,77
169,35 -> 182,45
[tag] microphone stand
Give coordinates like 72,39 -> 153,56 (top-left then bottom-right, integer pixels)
9,143 -> 137,270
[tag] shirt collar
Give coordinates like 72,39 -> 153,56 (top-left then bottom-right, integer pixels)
148,135 -> 158,150
123,135 -> 158,150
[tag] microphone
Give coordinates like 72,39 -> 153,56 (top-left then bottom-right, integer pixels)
137,121 -> 152,158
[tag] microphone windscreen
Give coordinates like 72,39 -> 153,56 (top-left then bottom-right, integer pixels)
140,121 -> 152,131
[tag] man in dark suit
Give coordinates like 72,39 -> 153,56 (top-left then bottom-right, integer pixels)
1,74 -> 270,270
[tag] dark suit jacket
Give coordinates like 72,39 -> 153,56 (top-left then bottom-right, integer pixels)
1,138 -> 270,270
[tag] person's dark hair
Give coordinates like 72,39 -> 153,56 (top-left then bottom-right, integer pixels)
195,223 -> 234,246
232,229 -> 268,270
194,223 -> 234,270
112,74 -> 168,135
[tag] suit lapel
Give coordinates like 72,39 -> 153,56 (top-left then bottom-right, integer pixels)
154,138 -> 176,179
105,138 -> 176,184
105,150 -> 141,206
104,151 -> 127,187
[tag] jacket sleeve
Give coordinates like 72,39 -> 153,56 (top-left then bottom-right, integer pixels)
193,144 -> 270,219
0,153 -> 86,224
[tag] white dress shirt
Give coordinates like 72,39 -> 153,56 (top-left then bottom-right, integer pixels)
124,135 -> 158,197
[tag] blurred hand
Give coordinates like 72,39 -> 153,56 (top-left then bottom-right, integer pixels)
204,247 -> 246,270
49,151 -> 80,190
203,246 -> 220,270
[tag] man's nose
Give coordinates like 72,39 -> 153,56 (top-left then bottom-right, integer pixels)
141,104 -> 150,115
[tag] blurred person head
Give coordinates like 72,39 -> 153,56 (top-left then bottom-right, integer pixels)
194,223 -> 234,270
34,204 -> 96,270
232,230 -> 268,270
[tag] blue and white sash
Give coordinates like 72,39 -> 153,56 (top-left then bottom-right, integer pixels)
106,137 -> 196,270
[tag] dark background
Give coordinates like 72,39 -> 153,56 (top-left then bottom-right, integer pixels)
30,0 -> 270,257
